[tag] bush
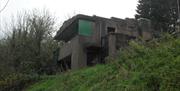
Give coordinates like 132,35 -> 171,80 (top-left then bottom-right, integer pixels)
27,34 -> 180,91
0,73 -> 41,91
116,34 -> 180,91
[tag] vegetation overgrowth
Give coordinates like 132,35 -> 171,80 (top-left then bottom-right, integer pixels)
26,34 -> 180,91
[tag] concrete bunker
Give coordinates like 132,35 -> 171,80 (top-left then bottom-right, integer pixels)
54,14 -> 153,71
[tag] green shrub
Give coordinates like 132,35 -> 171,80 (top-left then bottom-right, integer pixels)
0,73 -> 41,91
27,34 -> 180,91
116,34 -> 180,91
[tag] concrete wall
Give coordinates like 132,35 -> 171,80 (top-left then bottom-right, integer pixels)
55,15 -> 154,71
71,36 -> 87,70
58,36 -> 87,70
107,33 -> 134,57
108,34 -> 117,57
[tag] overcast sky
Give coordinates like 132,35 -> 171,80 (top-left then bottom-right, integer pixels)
0,0 -> 138,37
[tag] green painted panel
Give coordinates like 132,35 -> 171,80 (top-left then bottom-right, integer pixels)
78,20 -> 93,36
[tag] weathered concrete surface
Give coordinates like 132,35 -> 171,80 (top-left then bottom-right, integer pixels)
54,14 -> 154,71
108,34 -> 117,57
71,36 -> 87,70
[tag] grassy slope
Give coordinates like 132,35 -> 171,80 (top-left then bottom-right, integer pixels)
26,35 -> 180,91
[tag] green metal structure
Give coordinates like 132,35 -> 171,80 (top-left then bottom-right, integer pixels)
78,20 -> 93,36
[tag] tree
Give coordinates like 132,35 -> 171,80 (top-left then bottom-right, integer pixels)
0,9 -> 60,75
136,0 -> 179,33
0,9 -> 61,91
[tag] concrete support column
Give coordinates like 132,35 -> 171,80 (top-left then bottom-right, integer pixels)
142,31 -> 152,40
108,34 -> 117,57
71,36 -> 87,70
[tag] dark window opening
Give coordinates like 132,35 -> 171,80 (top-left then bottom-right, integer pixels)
87,47 -> 101,66
57,55 -> 71,72
107,27 -> 115,33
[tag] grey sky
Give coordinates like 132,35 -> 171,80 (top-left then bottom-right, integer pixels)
0,0 -> 138,37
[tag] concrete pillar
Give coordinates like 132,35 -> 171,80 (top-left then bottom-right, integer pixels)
71,37 -> 87,70
108,34 -> 117,57
138,18 -> 152,40
142,31 -> 152,40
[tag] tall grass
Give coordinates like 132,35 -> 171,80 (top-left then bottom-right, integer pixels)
27,34 -> 180,91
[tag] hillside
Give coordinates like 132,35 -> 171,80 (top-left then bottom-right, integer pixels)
26,35 -> 180,91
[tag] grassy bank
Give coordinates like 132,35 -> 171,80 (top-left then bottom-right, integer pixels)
26,35 -> 180,91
